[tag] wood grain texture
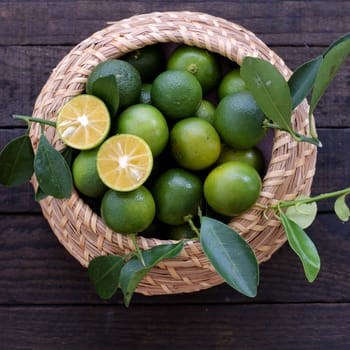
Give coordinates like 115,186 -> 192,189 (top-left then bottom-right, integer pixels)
1,1 -> 350,46
1,304 -> 349,350
0,2 -> 349,348
0,213 -> 348,305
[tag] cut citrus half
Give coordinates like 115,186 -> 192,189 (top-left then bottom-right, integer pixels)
97,134 -> 153,192
56,94 -> 111,150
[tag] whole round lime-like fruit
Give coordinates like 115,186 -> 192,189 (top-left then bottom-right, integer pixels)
72,148 -> 107,198
167,224 -> 197,240
86,59 -> 142,111
217,68 -> 247,100
151,168 -> 203,225
193,99 -> 216,125
101,186 -> 155,234
217,145 -> 265,175
170,118 -> 221,171
151,70 -> 202,119
116,104 -> 169,157
204,161 -> 262,216
167,45 -> 221,92
214,91 -> 266,149
123,44 -> 165,83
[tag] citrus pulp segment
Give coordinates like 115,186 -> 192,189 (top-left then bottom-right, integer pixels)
56,94 -> 110,150
97,134 -> 153,192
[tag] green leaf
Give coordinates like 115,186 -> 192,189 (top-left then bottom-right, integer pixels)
120,241 -> 184,307
288,55 -> 323,109
324,32 -> 350,56
310,38 -> 350,116
0,134 -> 34,187
90,75 -> 119,117
285,196 -> 318,229
279,210 -> 320,282
35,186 -> 48,201
61,147 -> 73,167
334,194 -> 350,222
34,134 -> 73,198
200,216 -> 259,298
88,255 -> 124,299
241,56 -> 293,134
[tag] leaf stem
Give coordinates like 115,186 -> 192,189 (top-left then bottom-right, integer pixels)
274,187 -> 350,209
13,115 -> 57,128
130,234 -> 146,267
263,121 -> 281,130
263,120 -> 321,146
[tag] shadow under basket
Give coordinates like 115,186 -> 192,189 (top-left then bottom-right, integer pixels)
30,11 -> 317,296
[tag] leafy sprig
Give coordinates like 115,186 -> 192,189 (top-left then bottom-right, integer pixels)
0,115 -> 72,199
241,32 -> 350,146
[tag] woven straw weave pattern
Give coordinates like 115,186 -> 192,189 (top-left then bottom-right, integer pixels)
30,11 -> 317,296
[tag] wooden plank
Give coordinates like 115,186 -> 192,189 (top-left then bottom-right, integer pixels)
1,1 -> 350,46
0,304 -> 349,349
0,213 -> 348,305
0,46 -> 71,128
311,128 -> 350,211
0,45 -> 349,128
1,128 -> 348,213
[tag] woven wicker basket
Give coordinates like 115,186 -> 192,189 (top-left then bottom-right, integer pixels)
30,11 -> 317,296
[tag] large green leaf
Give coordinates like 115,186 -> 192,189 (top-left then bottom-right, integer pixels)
90,75 -> 119,117
279,210 -> 320,282
288,55 -> 323,109
200,216 -> 259,298
310,38 -> 350,116
34,134 -> 73,198
0,134 -> 34,187
120,241 -> 184,306
241,56 -> 293,133
88,255 -> 124,299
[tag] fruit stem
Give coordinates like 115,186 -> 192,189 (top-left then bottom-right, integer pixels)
185,216 -> 201,238
13,114 -> 57,128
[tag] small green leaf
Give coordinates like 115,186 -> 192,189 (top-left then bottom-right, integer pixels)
34,134 -> 73,198
241,57 -> 293,134
35,186 -> 48,201
310,38 -> 350,116
120,241 -> 184,307
89,75 -> 119,117
200,216 -> 259,298
285,196 -> 318,229
334,194 -> 350,222
288,55 -> 323,109
88,255 -> 124,299
279,210 -> 320,282
0,134 -> 34,187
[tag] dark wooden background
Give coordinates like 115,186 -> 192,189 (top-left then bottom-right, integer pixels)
1,1 -> 349,349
